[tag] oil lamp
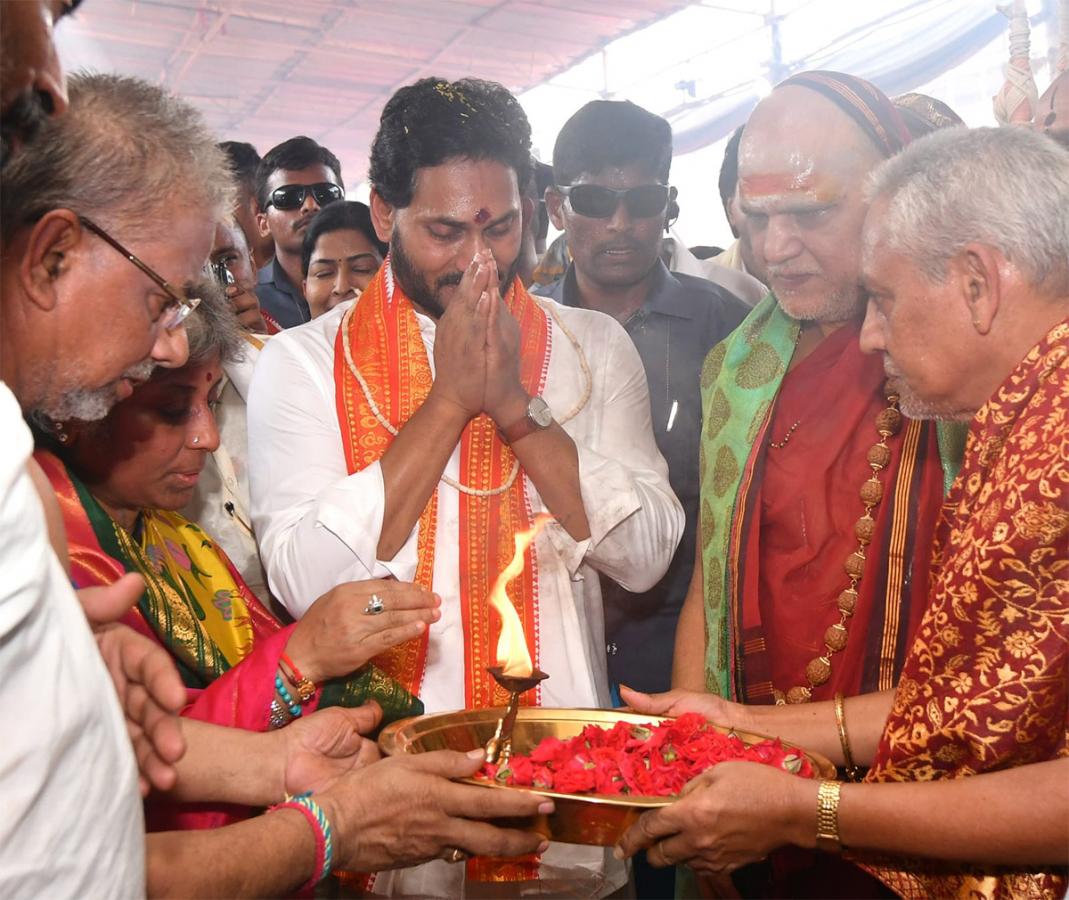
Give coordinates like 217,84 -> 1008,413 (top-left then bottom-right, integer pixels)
483,513 -> 552,765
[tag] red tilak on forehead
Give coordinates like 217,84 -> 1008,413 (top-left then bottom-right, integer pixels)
205,371 -> 214,383
474,207 -> 491,224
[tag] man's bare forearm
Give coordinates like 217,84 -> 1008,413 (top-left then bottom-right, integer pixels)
509,421 -> 590,541
166,720 -> 282,806
146,809 -> 312,898
672,549 -> 707,691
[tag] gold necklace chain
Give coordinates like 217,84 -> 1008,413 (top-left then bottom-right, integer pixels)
769,419 -> 801,449
339,291 -> 592,498
773,387 -> 903,705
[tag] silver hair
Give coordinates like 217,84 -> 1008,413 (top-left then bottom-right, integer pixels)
864,126 -> 1069,295
178,277 -> 245,370
2,72 -> 235,243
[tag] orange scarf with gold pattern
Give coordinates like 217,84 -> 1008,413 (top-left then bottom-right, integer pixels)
333,260 -> 551,710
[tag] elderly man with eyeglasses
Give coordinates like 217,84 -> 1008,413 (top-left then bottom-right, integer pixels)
0,66 -> 231,896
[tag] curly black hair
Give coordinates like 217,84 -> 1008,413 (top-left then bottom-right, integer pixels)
368,77 -> 532,208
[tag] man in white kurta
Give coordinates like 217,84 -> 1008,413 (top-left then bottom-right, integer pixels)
247,76 -> 683,897
248,268 -> 681,896
249,288 -> 682,713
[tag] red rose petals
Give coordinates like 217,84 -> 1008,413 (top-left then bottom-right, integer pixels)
479,713 -> 813,797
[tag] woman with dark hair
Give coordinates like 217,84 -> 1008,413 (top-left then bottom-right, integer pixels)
34,297 -> 434,831
301,200 -> 388,317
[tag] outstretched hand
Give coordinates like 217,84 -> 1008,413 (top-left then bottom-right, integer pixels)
79,573 -> 187,795
614,760 -> 815,874
285,580 -> 441,684
619,685 -> 743,724
318,747 -> 552,872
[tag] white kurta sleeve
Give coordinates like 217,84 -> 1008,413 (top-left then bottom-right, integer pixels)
546,313 -> 684,592
246,332 -> 418,618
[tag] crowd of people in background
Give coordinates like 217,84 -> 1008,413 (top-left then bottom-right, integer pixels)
1,1 -> 1067,898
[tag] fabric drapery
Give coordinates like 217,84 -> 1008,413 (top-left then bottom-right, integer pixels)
738,321 -> 945,703
859,319 -> 1069,899
779,70 -> 912,157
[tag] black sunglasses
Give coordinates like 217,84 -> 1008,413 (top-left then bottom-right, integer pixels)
558,183 -> 670,219
266,182 -> 344,211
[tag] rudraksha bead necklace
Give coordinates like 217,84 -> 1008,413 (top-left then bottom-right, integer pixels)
772,387 -> 903,705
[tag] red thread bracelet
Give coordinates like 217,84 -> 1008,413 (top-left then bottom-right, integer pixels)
279,652 -> 316,703
272,800 -> 327,890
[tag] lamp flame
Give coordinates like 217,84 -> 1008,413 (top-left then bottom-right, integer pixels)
489,513 -> 553,677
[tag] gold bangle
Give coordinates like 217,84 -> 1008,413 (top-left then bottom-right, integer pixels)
815,780 -> 842,852
833,692 -> 863,782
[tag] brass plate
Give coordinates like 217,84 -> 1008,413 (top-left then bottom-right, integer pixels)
379,707 -> 835,846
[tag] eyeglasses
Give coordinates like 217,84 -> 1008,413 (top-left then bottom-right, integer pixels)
79,216 -> 200,331
558,183 -> 670,219
265,182 -> 344,211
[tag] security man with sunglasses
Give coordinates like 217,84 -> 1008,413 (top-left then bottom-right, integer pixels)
254,136 -> 345,328
542,102 -> 749,702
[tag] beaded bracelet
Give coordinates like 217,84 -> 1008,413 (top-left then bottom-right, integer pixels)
279,652 -> 317,704
269,697 -> 292,730
272,792 -> 334,889
275,672 -> 302,718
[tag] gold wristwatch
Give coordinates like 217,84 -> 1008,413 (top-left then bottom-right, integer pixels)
815,780 -> 843,853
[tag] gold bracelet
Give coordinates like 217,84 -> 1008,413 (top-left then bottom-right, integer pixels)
815,780 -> 842,852
833,692 -> 863,782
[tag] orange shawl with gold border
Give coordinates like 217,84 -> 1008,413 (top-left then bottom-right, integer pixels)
332,261 -> 551,709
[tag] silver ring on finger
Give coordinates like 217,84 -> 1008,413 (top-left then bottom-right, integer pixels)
443,847 -> 467,864
363,594 -> 386,616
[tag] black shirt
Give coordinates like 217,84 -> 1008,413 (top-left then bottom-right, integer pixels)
539,261 -> 749,692
256,258 -> 310,329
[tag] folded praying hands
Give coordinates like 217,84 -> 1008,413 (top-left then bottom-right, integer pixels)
431,249 -> 527,426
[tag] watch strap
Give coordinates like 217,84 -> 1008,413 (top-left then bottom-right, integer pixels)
815,780 -> 843,852
499,395 -> 552,444
500,407 -> 540,444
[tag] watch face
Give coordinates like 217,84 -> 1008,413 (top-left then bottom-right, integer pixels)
529,395 -> 553,427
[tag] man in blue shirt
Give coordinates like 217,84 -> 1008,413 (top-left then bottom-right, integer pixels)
254,136 -> 344,327
540,101 -> 749,697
